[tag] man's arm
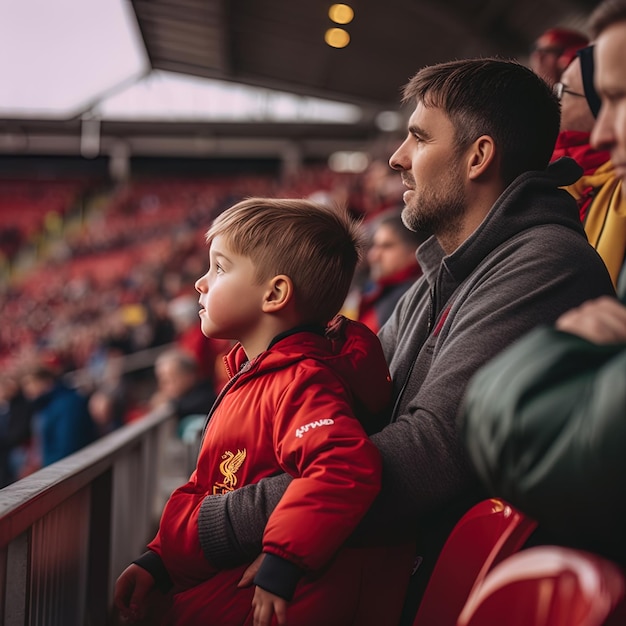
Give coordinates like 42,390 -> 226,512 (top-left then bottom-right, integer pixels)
199,473 -> 292,568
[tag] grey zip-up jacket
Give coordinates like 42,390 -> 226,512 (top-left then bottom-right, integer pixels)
196,158 -> 615,600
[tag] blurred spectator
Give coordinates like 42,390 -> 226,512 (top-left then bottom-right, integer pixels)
356,211 -> 429,333
88,384 -> 127,437
150,348 -> 217,424
530,26 -> 589,86
0,371 -> 34,487
81,328 -> 138,428
588,0 -> 626,296
21,362 -> 97,469
144,294 -> 177,347
356,159 -> 406,224
168,294 -> 231,393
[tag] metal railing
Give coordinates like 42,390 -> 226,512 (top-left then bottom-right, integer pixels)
0,405 -> 175,626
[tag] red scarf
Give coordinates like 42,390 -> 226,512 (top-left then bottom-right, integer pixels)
551,131 -> 610,175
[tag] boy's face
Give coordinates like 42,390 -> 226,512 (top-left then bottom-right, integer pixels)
195,235 -> 268,344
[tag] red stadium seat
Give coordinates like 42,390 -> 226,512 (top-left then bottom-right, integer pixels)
412,498 -> 537,626
457,546 -> 626,626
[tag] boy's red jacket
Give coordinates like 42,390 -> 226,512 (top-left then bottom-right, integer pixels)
146,316 -> 391,591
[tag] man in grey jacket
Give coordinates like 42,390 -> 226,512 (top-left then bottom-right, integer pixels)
126,58 -> 616,624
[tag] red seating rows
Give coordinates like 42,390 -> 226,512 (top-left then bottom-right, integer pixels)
0,179 -> 85,239
1,168 -> 364,370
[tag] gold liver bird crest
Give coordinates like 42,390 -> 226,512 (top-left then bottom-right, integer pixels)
213,449 -> 247,494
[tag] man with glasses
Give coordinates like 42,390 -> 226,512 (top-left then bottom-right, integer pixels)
551,46 -> 626,291
553,80 -> 587,100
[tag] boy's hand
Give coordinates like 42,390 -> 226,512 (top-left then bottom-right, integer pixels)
252,586 -> 288,626
237,553 -> 264,588
113,564 -> 155,622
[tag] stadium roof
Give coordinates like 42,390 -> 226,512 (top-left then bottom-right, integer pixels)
0,0 -> 597,162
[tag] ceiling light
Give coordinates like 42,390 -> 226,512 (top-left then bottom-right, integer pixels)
328,151 -> 369,173
328,4 -> 354,25
325,28 -> 350,48
376,111 -> 403,132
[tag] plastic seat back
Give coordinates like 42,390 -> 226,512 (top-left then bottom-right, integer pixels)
457,546 -> 626,626
412,498 -> 537,626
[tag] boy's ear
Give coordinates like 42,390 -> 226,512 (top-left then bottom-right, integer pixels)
467,135 -> 496,180
262,275 -> 294,312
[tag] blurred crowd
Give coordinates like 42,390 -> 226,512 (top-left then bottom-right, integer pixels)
0,161 -> 409,488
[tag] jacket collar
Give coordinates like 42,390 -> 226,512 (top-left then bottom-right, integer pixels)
418,157 -> 585,289
226,324 -> 325,374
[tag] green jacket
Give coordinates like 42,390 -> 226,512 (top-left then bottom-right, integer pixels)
461,325 -> 626,566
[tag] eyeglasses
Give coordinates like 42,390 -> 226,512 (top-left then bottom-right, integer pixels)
554,82 -> 586,101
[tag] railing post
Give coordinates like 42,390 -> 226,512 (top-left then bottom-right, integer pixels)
0,407 -> 175,626
4,532 -> 29,626
86,470 -> 113,626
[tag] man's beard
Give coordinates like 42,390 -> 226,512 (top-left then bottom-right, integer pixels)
401,169 -> 467,239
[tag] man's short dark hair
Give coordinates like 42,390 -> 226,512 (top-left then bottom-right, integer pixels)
402,58 -> 560,186
589,0 -> 626,38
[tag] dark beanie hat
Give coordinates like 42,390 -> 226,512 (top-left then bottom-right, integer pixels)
577,45 -> 602,118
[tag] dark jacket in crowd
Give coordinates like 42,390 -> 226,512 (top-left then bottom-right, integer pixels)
32,382 -> 96,467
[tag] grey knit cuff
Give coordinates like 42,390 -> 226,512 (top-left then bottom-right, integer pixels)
198,494 -> 242,569
198,473 -> 293,569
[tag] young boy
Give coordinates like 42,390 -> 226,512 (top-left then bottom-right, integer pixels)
114,198 -> 413,626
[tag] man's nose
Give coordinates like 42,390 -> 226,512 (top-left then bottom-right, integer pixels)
389,139 -> 410,171
590,107 -> 614,152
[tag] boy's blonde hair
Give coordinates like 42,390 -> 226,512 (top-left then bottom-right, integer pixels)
206,197 -> 364,325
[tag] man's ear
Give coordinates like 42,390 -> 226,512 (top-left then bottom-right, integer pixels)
262,275 -> 294,313
467,135 -> 496,180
